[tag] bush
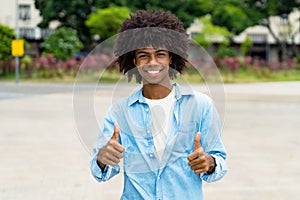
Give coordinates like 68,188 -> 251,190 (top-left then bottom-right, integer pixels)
215,56 -> 240,72
32,54 -> 60,78
86,6 -> 130,41
0,23 -> 15,75
41,27 -> 83,61
241,36 -> 252,56
21,55 -> 33,78
296,55 -> 300,70
215,46 -> 237,58
0,23 -> 14,61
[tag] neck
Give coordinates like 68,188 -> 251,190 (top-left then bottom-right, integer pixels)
143,82 -> 172,99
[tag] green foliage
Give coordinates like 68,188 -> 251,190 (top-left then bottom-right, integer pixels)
193,15 -> 231,47
212,3 -> 250,34
21,55 -> 32,67
21,55 -> 33,78
34,0 -> 95,44
215,47 -> 237,58
221,68 -> 300,83
91,0 -> 217,28
86,6 -> 130,41
243,0 -> 299,18
209,0 -> 299,34
0,23 -> 15,61
241,36 -> 252,56
187,0 -> 215,14
296,55 -> 300,70
41,27 -> 83,60
34,0 -> 300,48
121,0 -> 299,35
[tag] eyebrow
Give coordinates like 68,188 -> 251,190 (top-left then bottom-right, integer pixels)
136,49 -> 168,55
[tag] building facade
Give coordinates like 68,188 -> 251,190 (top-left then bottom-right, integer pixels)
0,0 -> 56,56
187,9 -> 300,62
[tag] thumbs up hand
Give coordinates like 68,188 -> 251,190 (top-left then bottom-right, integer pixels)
187,132 -> 216,174
97,123 -> 125,170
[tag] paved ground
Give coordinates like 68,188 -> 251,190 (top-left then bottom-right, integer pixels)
0,81 -> 300,200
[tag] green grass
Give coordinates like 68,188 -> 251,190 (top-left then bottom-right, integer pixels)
1,68 -> 300,84
221,68 -> 300,83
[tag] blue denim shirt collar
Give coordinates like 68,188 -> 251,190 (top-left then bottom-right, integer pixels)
127,83 -> 194,106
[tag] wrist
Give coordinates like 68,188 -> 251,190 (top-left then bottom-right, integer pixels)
97,159 -> 106,171
96,149 -> 106,171
207,155 -> 216,174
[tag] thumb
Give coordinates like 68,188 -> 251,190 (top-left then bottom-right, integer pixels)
111,123 -> 120,141
193,132 -> 201,151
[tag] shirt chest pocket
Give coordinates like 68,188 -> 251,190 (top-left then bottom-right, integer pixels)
121,133 -> 156,174
171,122 -> 198,155
166,122 -> 198,174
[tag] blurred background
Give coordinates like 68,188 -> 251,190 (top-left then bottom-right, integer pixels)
1,0 -> 300,82
1,1 -> 300,200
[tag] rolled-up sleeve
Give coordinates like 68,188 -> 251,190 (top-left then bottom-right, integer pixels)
200,153 -> 227,183
90,152 -> 120,182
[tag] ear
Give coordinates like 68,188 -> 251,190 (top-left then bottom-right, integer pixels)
133,58 -> 137,66
169,53 -> 172,64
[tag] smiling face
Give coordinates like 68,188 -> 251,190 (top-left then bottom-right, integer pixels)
134,47 -> 172,86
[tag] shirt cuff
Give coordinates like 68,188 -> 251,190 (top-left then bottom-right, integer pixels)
90,154 -> 115,182
200,154 -> 227,183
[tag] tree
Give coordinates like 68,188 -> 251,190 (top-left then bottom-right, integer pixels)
0,23 -> 14,61
91,0 -> 216,28
34,0 -> 95,47
0,23 -> 15,75
241,36 -> 253,56
209,0 -> 299,34
193,15 -> 231,48
212,2 -> 252,34
242,0 -> 300,60
86,6 -> 130,41
41,27 -> 83,61
209,0 -> 300,61
34,0 -> 217,45
34,0 -> 299,60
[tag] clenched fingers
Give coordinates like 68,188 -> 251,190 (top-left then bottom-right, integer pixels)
107,139 -> 125,153
188,147 -> 205,161
97,138 -> 125,168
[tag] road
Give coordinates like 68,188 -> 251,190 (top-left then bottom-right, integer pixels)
0,81 -> 299,200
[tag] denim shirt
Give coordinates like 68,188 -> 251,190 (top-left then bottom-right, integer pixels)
90,83 -> 227,200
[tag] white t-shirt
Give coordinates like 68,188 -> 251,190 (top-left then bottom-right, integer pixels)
145,88 -> 176,164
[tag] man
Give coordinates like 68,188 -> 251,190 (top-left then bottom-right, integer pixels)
90,10 -> 227,199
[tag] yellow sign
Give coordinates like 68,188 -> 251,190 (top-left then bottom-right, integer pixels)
11,39 -> 24,56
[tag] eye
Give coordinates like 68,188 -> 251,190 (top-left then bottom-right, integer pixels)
157,53 -> 167,57
138,54 -> 147,59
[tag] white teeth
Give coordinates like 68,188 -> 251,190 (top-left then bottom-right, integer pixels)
147,70 -> 160,74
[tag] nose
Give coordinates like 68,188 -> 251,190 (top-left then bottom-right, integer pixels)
148,54 -> 158,65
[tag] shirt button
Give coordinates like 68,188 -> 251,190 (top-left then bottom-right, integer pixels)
158,176 -> 161,180
149,153 -> 153,158
147,130 -> 150,133
146,108 -> 149,112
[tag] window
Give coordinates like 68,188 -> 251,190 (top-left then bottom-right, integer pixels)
19,4 -> 31,20
248,34 -> 267,44
279,14 -> 288,25
20,28 -> 35,39
41,29 -> 55,39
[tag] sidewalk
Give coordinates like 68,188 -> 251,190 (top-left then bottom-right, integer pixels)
0,82 -> 300,199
